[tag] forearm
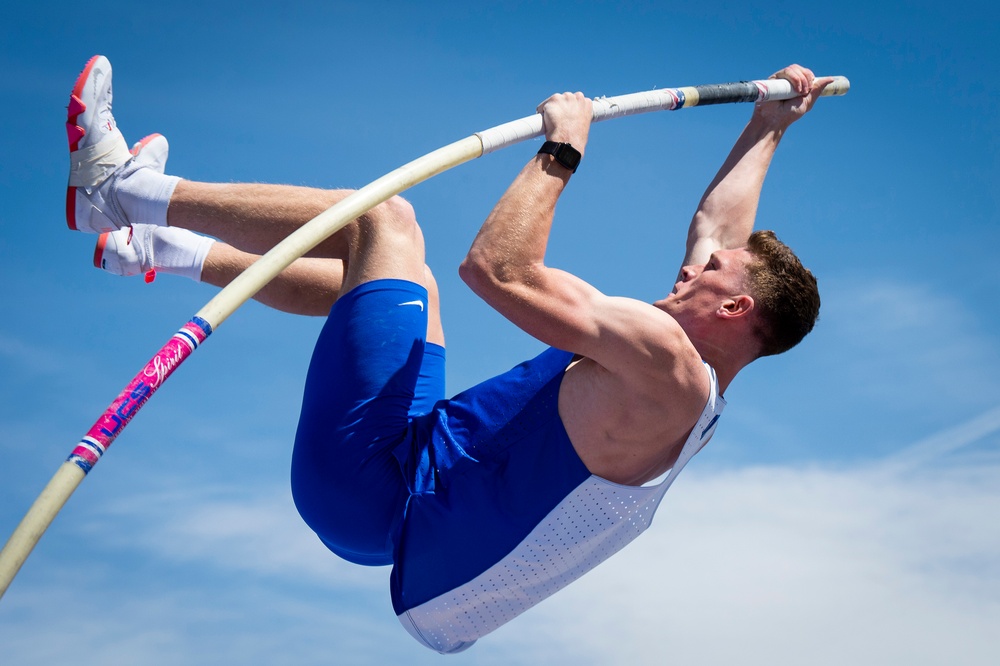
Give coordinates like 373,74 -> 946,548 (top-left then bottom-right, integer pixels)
460,154 -> 599,350
462,155 -> 570,281
461,91 -> 594,345
684,113 -> 785,262
464,91 -> 590,280
682,64 -> 831,266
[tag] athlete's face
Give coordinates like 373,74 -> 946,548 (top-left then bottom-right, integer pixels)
656,248 -> 753,324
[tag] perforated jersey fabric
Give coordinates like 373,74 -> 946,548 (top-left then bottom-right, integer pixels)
391,348 -> 726,653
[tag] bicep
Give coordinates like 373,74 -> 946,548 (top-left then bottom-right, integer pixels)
463,262 -> 698,378
461,261 -> 606,352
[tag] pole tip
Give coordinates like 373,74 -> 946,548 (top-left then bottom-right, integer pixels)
820,76 -> 851,97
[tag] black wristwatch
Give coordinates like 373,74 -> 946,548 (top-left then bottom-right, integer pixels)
537,141 -> 581,173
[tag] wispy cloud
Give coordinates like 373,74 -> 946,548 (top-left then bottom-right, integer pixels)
0,332 -> 64,376
878,404 -> 1000,473
817,277 -> 1000,407
86,482 -> 389,591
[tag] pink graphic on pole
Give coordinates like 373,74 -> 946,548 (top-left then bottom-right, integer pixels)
68,317 -> 212,473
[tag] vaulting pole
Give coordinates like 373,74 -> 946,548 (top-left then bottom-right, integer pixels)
0,74 -> 849,598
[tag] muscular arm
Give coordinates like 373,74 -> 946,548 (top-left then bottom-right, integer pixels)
461,93 -> 702,379
460,143 -> 593,351
681,64 -> 834,272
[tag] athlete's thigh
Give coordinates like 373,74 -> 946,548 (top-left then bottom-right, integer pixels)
292,279 -> 431,560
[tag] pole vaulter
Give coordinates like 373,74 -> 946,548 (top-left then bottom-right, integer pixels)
0,73 -> 849,599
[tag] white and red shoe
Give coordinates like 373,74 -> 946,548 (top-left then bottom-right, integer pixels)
128,133 -> 169,174
92,134 -> 170,282
66,55 -> 133,233
93,223 -> 157,282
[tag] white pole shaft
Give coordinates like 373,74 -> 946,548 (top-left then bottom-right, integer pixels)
0,463 -> 83,596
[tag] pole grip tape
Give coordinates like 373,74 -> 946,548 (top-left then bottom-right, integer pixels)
476,75 -> 849,155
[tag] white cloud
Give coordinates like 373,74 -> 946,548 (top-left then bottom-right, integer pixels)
87,483 -> 389,591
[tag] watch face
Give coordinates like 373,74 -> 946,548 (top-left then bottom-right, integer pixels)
556,144 -> 581,169
538,141 -> 581,172
556,144 -> 580,169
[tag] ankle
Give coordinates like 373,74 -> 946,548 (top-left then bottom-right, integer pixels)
114,167 -> 181,227
151,226 -> 215,282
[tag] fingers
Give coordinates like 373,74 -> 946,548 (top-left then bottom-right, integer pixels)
811,75 -> 836,96
536,91 -> 590,114
537,92 -> 593,147
753,64 -> 831,128
770,64 -> 816,96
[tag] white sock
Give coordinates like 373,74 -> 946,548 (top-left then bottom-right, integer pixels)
114,167 -> 181,227
151,226 -> 215,282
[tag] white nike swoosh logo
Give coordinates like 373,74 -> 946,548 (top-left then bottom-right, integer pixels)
397,300 -> 425,311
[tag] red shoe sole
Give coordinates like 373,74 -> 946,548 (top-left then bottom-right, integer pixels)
66,55 -> 101,231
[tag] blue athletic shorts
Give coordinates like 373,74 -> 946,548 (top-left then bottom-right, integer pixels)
291,279 -> 445,566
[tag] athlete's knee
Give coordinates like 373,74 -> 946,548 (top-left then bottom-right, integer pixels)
355,195 -> 423,248
423,264 -> 445,346
381,195 -> 416,224
422,264 -> 439,297
363,195 -> 417,230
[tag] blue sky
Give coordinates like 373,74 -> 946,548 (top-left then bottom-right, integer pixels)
1,1 -> 998,663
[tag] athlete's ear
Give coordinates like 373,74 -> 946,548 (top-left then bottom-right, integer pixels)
717,295 -> 754,319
